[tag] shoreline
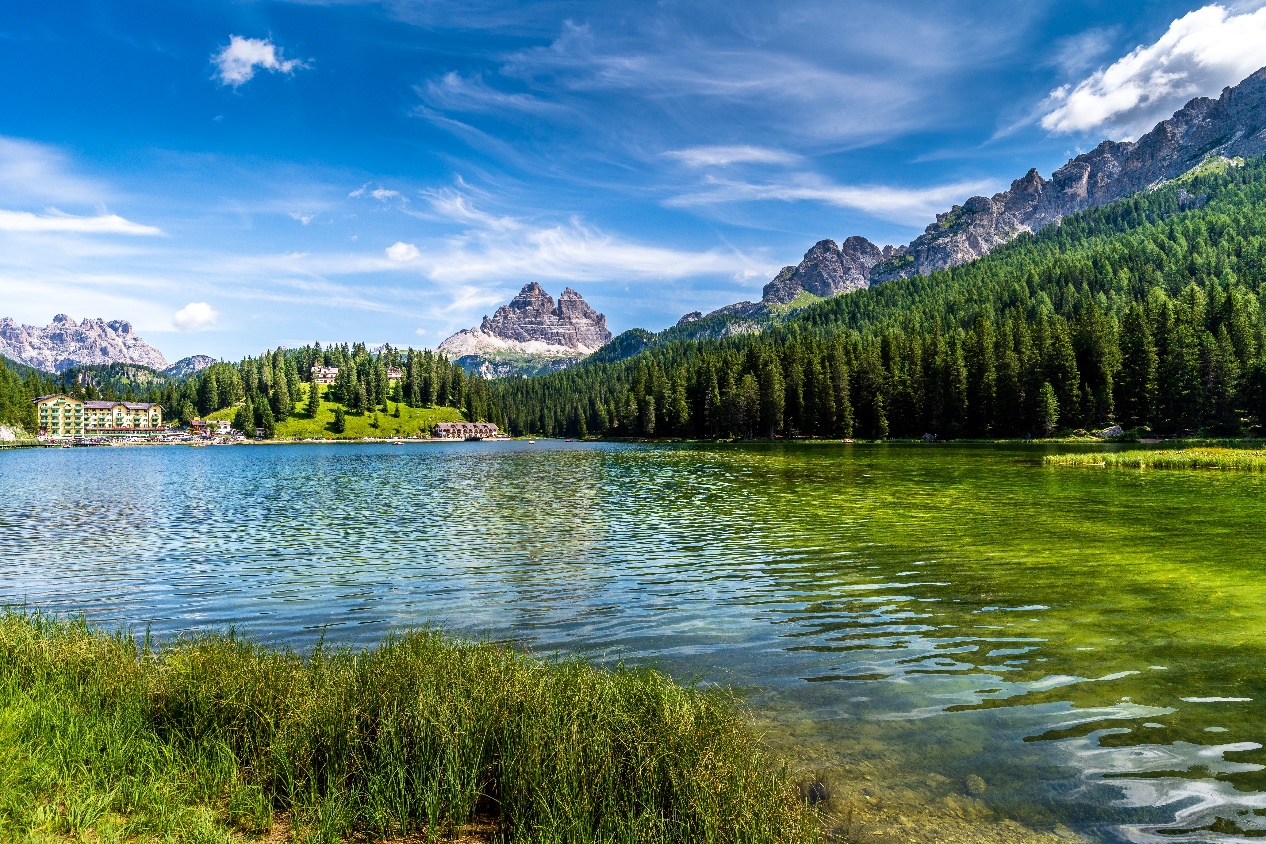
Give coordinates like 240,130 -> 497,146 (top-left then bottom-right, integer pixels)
7,435 -> 1266,451
1,613 -> 816,844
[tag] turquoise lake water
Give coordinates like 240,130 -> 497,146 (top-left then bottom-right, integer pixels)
3,440 -> 1266,842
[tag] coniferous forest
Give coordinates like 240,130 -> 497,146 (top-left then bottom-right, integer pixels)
488,156 -> 1266,439
6,155 -> 1266,441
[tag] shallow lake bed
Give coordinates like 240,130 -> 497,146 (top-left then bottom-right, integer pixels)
3,440 -> 1264,843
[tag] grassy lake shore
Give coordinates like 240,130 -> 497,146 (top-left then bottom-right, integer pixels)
0,613 -> 816,844
1045,446 -> 1266,471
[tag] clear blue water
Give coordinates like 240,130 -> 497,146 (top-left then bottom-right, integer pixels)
4,440 -> 1266,842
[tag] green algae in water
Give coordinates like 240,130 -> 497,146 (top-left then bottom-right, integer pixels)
3,441 -> 1266,842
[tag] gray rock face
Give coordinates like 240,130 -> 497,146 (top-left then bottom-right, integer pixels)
871,66 -> 1266,283
0,313 -> 169,373
762,236 -> 884,304
164,355 -> 216,378
677,311 -> 704,326
438,284 -> 613,376
742,64 -> 1266,308
439,283 -> 612,358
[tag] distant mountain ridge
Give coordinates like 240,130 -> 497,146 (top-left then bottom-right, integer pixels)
439,283 -> 613,377
0,314 -> 169,373
164,355 -> 215,378
695,65 -> 1266,321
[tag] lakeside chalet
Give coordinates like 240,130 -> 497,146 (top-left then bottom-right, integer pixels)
432,422 -> 499,440
33,395 -> 164,440
311,366 -> 339,385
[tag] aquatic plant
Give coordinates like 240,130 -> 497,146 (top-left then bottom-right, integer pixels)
1045,447 -> 1266,471
0,612 -> 816,843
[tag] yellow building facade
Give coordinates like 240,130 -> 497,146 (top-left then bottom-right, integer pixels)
33,395 -> 164,440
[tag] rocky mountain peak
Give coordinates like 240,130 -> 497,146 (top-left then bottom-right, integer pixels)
761,237 -> 882,305
730,64 -> 1266,309
439,284 -> 613,373
0,314 -> 169,373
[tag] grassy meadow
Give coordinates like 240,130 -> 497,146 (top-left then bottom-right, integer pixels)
0,612 -> 817,844
1045,446 -> 1266,471
207,384 -> 465,440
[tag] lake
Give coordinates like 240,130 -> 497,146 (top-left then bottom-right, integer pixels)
3,440 -> 1265,842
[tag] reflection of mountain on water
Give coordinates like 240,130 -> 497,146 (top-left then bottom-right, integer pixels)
6,442 -> 1266,841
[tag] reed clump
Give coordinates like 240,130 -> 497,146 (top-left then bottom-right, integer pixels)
1045,447 -> 1266,471
0,612 -> 816,843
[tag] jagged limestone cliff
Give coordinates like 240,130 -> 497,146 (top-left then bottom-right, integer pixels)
438,283 -> 613,378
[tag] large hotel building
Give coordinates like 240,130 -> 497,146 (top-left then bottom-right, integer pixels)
33,394 -> 165,440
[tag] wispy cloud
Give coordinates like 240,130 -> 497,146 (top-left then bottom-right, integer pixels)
664,146 -> 800,167
0,137 -> 111,205
0,209 -> 161,235
416,71 -> 562,114
349,184 -> 404,201
666,176 -> 997,224
213,36 -> 310,88
1041,4 -> 1266,138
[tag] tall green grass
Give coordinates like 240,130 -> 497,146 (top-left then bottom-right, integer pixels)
0,613 -> 816,843
1045,447 -> 1266,471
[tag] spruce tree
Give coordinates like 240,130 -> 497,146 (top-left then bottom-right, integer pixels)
1117,302 -> 1157,428
260,404 -> 276,439
307,379 -> 320,418
1037,382 -> 1059,437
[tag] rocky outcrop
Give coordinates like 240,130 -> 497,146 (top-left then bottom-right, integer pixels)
762,237 -> 884,304
164,355 -> 216,378
733,65 -> 1266,307
439,283 -> 613,376
870,66 -> 1266,283
0,314 -> 169,373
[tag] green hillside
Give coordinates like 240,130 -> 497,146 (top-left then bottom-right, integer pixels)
207,384 -> 464,439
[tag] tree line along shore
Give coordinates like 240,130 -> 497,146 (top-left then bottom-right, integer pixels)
8,155 -> 1266,445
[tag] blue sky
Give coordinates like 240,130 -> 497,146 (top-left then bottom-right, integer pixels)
4,0 -> 1266,362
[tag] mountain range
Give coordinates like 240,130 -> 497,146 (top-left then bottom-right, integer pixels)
438,65 -> 1266,378
0,314 -> 212,379
683,65 -> 1266,325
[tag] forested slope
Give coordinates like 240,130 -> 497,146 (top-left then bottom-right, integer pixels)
488,156 -> 1266,439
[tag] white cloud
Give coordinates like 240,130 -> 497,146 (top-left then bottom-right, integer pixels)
0,209 -> 161,235
666,175 -> 997,224
386,241 -> 421,262
664,146 -> 800,167
424,209 -> 767,284
0,137 -> 109,205
173,302 -> 219,332
423,187 -> 519,230
1041,4 -> 1266,138
213,36 -> 309,88
289,211 -> 316,225
417,71 -> 561,114
349,184 -> 404,202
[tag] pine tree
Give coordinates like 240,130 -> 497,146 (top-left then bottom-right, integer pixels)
1037,381 -> 1059,437
331,407 -> 346,434
307,379 -> 321,418
233,399 -> 254,436
1117,302 -> 1157,428
260,403 -> 277,439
